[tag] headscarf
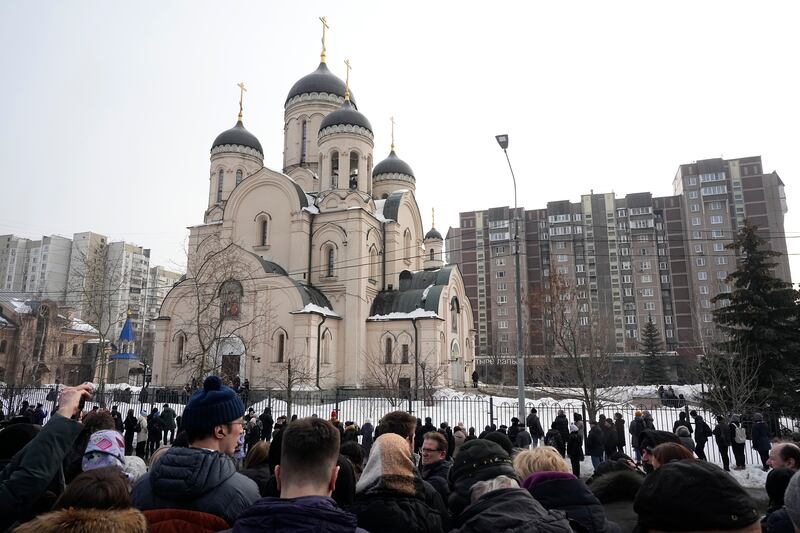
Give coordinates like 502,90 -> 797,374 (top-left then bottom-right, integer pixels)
356,433 -> 416,496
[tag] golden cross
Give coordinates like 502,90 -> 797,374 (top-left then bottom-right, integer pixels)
343,58 -> 352,101
237,82 -> 247,121
390,116 -> 396,151
319,16 -> 329,62
432,208 -> 436,229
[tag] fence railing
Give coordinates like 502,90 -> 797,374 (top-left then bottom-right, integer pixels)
3,385 -> 797,468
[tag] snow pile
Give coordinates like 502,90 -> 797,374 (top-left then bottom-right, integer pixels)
9,299 -> 31,314
68,318 -> 98,334
292,303 -> 339,318
368,309 -> 440,321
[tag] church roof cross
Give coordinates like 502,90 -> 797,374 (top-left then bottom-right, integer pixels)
237,81 -> 247,121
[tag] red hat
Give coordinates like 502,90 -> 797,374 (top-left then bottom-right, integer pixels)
330,410 -> 338,419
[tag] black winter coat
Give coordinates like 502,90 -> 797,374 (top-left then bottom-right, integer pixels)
554,414 -> 570,442
586,427 -> 605,457
232,496 -> 367,533
527,413 -> 545,438
527,477 -> 621,533
614,419 -> 625,448
602,426 -> 617,456
421,459 -> 452,504
239,465 -> 273,497
452,487 -> 572,533
349,483 -> 444,533
567,432 -> 584,460
545,429 -> 565,455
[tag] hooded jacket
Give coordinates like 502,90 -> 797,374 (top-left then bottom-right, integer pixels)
143,508 -> 230,533
131,446 -> 259,526
232,496 -> 368,533
14,507 -> 147,533
452,487 -> 572,533
420,458 -> 452,503
522,471 -> 621,533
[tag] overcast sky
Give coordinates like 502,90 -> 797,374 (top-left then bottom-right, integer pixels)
1,1 -> 798,281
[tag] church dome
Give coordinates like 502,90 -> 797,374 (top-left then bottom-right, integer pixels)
373,150 -> 415,180
425,227 -> 443,240
319,100 -> 372,134
212,120 -> 263,157
286,62 -> 355,105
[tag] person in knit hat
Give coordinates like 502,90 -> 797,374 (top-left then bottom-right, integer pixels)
349,432 -> 444,533
634,460 -> 760,532
131,376 -> 259,528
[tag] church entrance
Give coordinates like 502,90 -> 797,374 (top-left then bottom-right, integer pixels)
214,335 -> 245,387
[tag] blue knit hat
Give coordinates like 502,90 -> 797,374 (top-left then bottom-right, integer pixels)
181,376 -> 244,430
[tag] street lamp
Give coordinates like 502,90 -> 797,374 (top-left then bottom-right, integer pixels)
495,134 -> 526,423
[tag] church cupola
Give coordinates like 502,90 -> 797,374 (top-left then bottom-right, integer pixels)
424,209 -> 444,270
283,17 -> 354,184
373,118 -> 415,199
317,59 -> 374,194
207,84 -> 264,216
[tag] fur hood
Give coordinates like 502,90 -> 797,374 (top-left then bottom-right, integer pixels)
14,507 -> 147,532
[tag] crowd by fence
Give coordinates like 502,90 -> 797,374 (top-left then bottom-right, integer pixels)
3,384 -> 798,468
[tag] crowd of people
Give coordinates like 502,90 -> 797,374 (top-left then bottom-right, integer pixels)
1,379 -> 800,532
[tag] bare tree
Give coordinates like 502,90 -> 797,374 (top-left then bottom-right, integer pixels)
698,348 -> 763,418
264,354 -> 321,419
168,236 -> 274,386
533,269 -> 630,421
362,345 -> 408,407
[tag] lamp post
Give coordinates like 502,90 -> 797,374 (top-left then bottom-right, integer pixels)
495,134 -> 526,423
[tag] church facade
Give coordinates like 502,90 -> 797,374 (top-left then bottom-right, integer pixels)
151,50 -> 475,391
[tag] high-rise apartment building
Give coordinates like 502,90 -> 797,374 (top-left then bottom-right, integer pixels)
140,265 -> 182,361
1,235 -> 72,297
448,156 -> 791,358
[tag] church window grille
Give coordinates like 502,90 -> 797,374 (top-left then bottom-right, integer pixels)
326,247 -> 335,277
236,169 -> 243,186
260,219 -> 268,246
331,151 -> 339,188
216,169 -> 224,203
384,337 -> 393,364
276,333 -> 285,363
401,344 -> 409,364
430,249 -> 435,261
301,120 -> 308,164
349,152 -> 359,190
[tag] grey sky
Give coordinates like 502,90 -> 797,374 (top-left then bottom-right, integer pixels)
1,1 -> 798,281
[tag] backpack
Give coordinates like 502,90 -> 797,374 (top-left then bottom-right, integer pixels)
734,425 -> 746,444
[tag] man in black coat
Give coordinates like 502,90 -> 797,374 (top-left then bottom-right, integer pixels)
613,413 -> 626,454
259,407 -> 274,442
526,408 -> 545,447
554,410 -> 570,443
690,411 -> 712,461
420,432 -> 452,504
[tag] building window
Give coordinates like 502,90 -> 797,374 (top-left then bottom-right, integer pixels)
219,280 -> 243,319
714,243 -> 725,252
429,248 -> 435,261
71,344 -> 78,357
690,204 -> 700,212
236,169 -> 243,186
717,270 -> 728,280
276,333 -> 285,363
699,285 -> 709,294
349,152 -> 359,189
401,344 -> 409,364
259,218 -> 268,246
330,150 -> 339,188
691,217 -> 701,226
641,275 -> 652,283
0,340 -> 7,353
696,258 -> 706,266
216,169 -> 224,203
644,302 -> 656,311
716,256 -> 727,265
496,258 -> 505,266
557,254 -> 568,262
300,120 -> 308,163
497,320 -> 508,329
698,271 -> 708,281
661,275 -> 669,284
641,288 -> 654,297
624,288 -> 633,297
326,247 -> 335,277
666,329 -> 673,338
176,334 -> 185,364
496,271 -> 506,278
625,315 -> 636,325
497,282 -> 507,291
689,191 -> 699,199
497,295 -> 507,304
710,215 -> 723,224
665,316 -> 672,325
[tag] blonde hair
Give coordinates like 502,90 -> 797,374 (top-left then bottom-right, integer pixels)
512,446 -> 570,479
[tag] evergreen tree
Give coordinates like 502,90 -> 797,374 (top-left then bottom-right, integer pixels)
712,220 -> 800,414
640,314 -> 665,384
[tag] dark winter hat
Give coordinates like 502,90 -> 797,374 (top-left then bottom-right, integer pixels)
0,422 -> 41,460
634,460 -> 759,531
766,468 -> 795,509
483,431 -> 514,456
449,439 -> 515,484
638,429 -> 680,453
786,470 -> 800,530
181,376 -> 244,431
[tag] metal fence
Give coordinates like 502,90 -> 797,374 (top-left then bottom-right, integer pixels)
3,385 -> 797,468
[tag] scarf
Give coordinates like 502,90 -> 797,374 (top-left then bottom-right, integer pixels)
356,433 -> 416,496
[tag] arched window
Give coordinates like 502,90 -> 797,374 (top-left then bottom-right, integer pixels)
260,219 -> 268,246
430,248 -> 435,261
276,332 -> 285,363
322,329 -> 332,364
369,246 -> 379,281
331,151 -> 339,189
176,334 -> 185,364
71,344 -> 78,356
326,246 -> 335,277
235,169 -> 243,186
450,340 -> 460,360
384,337 -> 393,364
404,229 -> 413,263
0,340 -> 6,353
301,120 -> 308,164
216,169 -> 224,203
349,152 -> 359,190
219,280 -> 243,319
450,297 -> 460,333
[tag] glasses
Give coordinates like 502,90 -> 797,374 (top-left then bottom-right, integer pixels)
421,447 -> 444,454
229,420 -> 246,427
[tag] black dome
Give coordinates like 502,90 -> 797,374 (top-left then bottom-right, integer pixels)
286,62 -> 355,105
425,227 -> 443,240
212,120 -> 263,156
373,150 -> 415,179
319,100 -> 372,133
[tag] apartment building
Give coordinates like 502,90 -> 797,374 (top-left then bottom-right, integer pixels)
449,156 -> 791,358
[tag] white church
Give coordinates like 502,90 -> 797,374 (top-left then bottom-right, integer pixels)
151,34 -> 475,391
